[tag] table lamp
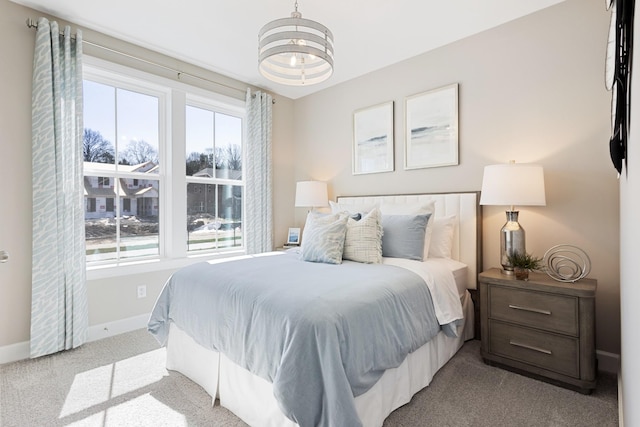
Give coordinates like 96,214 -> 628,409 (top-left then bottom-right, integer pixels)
295,181 -> 328,212
480,161 -> 546,274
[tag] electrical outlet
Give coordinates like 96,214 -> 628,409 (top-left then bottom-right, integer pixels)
137,285 -> 147,299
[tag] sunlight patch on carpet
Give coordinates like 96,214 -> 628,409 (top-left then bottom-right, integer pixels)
104,393 -> 186,426
60,348 -> 168,418
111,347 -> 167,397
63,394 -> 186,427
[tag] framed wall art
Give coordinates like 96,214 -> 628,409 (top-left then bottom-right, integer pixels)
352,101 -> 394,175
405,83 -> 459,170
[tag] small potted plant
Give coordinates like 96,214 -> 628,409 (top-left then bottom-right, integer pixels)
507,251 -> 543,280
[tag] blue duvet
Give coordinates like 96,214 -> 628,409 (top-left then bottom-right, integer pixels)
148,252 -> 449,427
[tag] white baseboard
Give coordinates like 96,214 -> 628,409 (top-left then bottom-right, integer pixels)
86,313 -> 149,343
597,349 -> 620,374
0,341 -> 30,365
0,313 -> 150,365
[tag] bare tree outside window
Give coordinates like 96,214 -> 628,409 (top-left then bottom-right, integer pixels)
83,129 -> 115,163
226,144 -> 242,170
186,152 -> 209,176
215,147 -> 226,169
121,139 -> 159,165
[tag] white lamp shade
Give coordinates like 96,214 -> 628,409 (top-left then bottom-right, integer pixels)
295,181 -> 328,207
480,163 -> 546,207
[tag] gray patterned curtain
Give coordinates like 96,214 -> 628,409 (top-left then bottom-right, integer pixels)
245,89 -> 273,254
31,17 -> 87,357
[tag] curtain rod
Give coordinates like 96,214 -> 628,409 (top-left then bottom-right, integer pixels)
25,18 -> 275,103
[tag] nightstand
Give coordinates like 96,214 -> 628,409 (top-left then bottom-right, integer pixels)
479,268 -> 597,393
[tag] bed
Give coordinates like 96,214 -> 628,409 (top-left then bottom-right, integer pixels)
148,192 -> 481,427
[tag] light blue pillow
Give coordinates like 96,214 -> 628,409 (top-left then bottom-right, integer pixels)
381,214 -> 431,261
301,212 -> 349,264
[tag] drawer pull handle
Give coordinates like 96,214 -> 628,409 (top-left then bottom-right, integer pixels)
508,304 -> 551,316
509,340 -> 552,355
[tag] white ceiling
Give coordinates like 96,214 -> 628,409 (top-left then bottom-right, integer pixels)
12,0 -> 565,99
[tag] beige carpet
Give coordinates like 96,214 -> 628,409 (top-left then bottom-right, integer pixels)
0,329 -> 618,426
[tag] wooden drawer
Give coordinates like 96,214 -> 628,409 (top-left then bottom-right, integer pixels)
489,321 -> 579,378
489,286 -> 578,336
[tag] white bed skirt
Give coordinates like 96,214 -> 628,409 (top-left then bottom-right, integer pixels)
166,291 -> 475,427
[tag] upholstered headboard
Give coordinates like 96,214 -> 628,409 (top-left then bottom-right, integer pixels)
336,192 -> 482,289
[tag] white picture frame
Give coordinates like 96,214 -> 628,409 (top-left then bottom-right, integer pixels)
287,227 -> 300,245
353,101 -> 394,175
405,83 -> 459,170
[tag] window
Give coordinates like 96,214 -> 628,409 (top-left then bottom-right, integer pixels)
83,71 -> 162,263
83,79 -> 164,262
186,103 -> 244,252
83,60 -> 245,269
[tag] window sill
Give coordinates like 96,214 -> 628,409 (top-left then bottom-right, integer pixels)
86,249 -> 246,280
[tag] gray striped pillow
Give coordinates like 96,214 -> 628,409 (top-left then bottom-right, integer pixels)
301,212 -> 349,264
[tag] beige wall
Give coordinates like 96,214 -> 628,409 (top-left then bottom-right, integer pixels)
0,0 -> 296,350
0,0 -> 35,348
292,0 -> 620,355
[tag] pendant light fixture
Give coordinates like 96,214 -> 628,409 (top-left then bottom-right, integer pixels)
258,1 -> 334,86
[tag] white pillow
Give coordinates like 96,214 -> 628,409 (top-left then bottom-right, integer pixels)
379,200 -> 435,215
329,200 -> 378,216
380,200 -> 436,257
343,208 -> 383,264
428,215 -> 456,258
301,212 -> 349,264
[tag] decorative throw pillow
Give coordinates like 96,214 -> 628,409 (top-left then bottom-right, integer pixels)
343,208 -> 383,264
381,214 -> 431,261
301,212 -> 349,264
428,215 -> 457,258
380,200 -> 436,257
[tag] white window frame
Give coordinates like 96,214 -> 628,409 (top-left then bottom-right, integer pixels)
84,57 -> 246,280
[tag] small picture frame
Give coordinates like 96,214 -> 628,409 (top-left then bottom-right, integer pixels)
287,227 -> 301,246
